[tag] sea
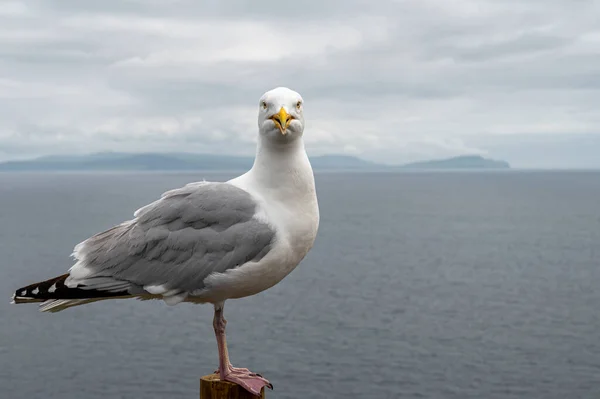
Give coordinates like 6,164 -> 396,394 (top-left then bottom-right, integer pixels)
0,171 -> 599,399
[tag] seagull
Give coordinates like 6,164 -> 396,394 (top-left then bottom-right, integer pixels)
11,87 -> 320,397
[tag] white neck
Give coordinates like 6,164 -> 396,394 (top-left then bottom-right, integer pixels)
249,136 -> 315,196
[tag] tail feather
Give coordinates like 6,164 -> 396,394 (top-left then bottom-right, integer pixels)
38,297 -> 132,313
12,273 -> 133,312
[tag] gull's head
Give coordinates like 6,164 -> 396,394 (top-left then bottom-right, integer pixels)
257,87 -> 305,143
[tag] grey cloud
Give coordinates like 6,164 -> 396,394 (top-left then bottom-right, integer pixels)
1,0 -> 599,167
426,33 -> 573,63
35,0 -> 374,20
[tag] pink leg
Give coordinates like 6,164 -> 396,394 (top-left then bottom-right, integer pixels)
213,303 -> 273,397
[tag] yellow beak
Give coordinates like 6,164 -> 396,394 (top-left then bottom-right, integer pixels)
270,107 -> 293,135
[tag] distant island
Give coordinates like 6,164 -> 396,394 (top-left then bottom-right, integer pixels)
0,153 -> 510,172
400,155 -> 510,170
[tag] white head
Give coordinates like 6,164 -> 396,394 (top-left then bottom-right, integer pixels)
257,87 -> 305,143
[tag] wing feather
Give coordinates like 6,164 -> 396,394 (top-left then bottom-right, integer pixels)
66,181 -> 275,300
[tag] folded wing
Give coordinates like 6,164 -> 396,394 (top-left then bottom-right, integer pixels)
13,181 -> 276,311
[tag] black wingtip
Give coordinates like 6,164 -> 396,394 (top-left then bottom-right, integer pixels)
12,273 -> 70,302
13,273 -> 130,302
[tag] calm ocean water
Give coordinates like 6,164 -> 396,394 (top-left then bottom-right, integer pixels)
1,171 -> 599,399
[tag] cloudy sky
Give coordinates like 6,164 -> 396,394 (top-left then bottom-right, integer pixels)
1,0 -> 599,168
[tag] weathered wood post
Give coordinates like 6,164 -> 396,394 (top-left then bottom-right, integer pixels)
200,374 -> 266,399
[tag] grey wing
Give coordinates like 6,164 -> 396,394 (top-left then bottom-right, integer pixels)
67,181 -> 275,299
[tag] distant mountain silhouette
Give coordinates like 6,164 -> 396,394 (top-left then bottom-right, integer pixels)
400,155 -> 511,170
0,152 -> 382,171
0,152 -> 510,171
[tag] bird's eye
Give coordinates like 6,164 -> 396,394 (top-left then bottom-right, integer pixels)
261,101 -> 268,110
296,100 -> 302,110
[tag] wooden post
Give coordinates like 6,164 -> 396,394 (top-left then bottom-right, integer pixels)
200,374 -> 265,399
